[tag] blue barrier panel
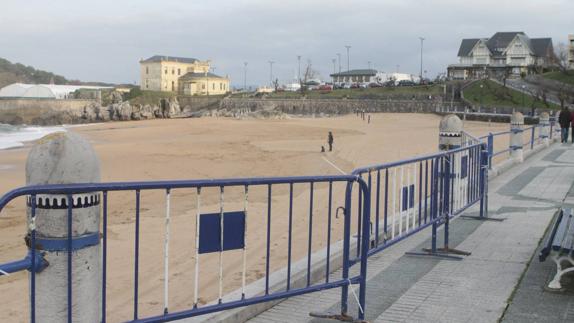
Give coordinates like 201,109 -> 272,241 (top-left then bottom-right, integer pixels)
0,175 -> 371,323
198,211 -> 245,254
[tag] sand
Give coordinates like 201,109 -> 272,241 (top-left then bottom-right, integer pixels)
0,114 -> 509,322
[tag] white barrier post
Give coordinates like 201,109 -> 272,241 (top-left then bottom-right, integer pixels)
510,112 -> 524,163
26,132 -> 101,322
539,112 -> 550,147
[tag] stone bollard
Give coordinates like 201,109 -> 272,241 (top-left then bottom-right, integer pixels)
26,132 -> 101,322
510,112 -> 524,163
438,114 -> 463,150
539,112 -> 550,147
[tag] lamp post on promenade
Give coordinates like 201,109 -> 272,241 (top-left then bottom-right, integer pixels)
345,45 -> 351,72
337,53 -> 341,73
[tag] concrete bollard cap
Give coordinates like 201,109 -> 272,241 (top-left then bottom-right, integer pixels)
511,112 -> 524,126
26,132 -> 100,185
439,114 -> 462,137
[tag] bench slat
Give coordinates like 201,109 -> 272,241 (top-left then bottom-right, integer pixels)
552,208 -> 573,252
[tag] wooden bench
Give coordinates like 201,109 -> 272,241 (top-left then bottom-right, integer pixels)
539,208 -> 574,289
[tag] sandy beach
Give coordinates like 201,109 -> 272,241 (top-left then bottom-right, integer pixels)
0,114 -> 508,322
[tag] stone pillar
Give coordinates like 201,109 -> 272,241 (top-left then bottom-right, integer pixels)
539,112 -> 550,147
510,112 -> 524,162
26,132 -> 101,322
438,114 -> 463,151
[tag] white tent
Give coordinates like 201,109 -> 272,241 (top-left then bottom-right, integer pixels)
0,83 -> 113,99
0,83 -> 35,97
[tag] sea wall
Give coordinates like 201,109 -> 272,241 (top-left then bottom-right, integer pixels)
0,98 -> 94,125
218,98 -> 453,115
177,96 -> 223,112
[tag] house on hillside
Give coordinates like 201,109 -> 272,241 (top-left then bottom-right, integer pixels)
139,55 -> 229,95
447,32 -> 555,80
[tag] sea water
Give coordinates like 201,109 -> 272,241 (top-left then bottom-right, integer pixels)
0,124 -> 66,150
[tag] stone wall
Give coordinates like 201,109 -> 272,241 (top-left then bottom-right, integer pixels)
0,98 -> 94,125
177,96 -> 223,112
219,98 -> 455,116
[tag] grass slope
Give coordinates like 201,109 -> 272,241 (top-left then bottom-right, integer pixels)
464,80 -> 559,109
542,71 -> 574,86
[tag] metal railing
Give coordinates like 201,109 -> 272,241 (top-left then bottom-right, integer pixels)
479,117 -> 560,168
6,120 -> 560,322
351,142 -> 488,261
0,176 -> 371,322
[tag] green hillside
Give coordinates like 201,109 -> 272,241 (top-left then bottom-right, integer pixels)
542,71 -> 574,86
0,57 -> 69,88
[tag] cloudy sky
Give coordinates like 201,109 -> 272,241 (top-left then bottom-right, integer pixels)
0,0 -> 572,86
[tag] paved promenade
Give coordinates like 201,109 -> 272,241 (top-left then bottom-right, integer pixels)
248,143 -> 574,323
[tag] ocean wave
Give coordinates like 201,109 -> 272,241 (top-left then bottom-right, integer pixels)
0,124 -> 66,150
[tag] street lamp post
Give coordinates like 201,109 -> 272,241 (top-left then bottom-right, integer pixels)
396,64 -> 400,73
521,85 -> 526,107
419,37 -> 425,83
332,58 -> 336,84
480,84 -> 484,109
297,55 -> 301,83
268,60 -> 275,89
345,45 -> 351,72
337,53 -> 341,74
243,62 -> 248,94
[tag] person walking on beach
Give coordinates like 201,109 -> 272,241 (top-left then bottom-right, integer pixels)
327,131 -> 334,152
559,106 -> 571,143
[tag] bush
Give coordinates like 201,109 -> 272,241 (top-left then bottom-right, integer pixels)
124,87 -> 142,101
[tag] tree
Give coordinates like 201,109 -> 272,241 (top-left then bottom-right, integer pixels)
554,42 -> 571,74
299,60 -> 319,95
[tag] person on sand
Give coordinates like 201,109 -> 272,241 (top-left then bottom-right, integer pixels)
559,106 -> 571,143
328,132 -> 334,152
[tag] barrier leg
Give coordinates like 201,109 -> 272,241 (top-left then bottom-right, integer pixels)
407,156 -> 465,260
311,181 -> 366,322
461,145 -> 503,222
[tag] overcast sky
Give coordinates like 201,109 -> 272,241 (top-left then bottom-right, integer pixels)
0,0 -> 572,86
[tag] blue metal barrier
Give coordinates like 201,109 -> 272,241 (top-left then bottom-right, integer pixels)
350,142 -> 488,263
2,119 -> 560,322
0,175 -> 371,322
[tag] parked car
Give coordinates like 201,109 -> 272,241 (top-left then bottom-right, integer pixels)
383,80 -> 396,87
397,80 -> 416,86
342,83 -> 352,89
350,83 -> 360,89
359,83 -> 368,89
318,84 -> 333,91
369,82 -> 383,88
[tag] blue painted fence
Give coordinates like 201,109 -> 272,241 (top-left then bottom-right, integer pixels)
1,133 -> 531,322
